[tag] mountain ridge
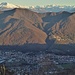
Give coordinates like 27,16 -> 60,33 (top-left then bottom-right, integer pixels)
0,8 -> 75,54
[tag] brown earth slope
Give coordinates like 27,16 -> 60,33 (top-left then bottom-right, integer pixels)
0,8 -> 75,53
0,8 -> 47,50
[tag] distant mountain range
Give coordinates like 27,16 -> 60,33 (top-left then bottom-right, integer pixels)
0,2 -> 75,13
29,5 -> 75,13
0,2 -> 75,55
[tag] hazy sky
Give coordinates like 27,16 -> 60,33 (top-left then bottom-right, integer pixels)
0,0 -> 75,6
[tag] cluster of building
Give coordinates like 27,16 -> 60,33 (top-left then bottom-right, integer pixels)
0,50 -> 75,75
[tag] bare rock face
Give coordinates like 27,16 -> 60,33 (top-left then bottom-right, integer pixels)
0,8 -> 75,53
40,11 -> 75,54
0,8 -> 47,50
39,11 -> 75,44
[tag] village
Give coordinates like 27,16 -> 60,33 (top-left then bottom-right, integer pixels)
0,50 -> 75,75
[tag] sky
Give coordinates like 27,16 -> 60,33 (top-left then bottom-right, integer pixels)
0,0 -> 75,6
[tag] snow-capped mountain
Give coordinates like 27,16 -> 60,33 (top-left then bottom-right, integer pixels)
0,2 -> 18,8
29,5 -> 75,13
0,2 -> 17,11
0,2 -> 75,12
0,2 -> 28,11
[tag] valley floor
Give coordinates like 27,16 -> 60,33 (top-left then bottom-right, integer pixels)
0,50 -> 75,75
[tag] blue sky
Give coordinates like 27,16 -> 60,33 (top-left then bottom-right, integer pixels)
0,0 -> 75,6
